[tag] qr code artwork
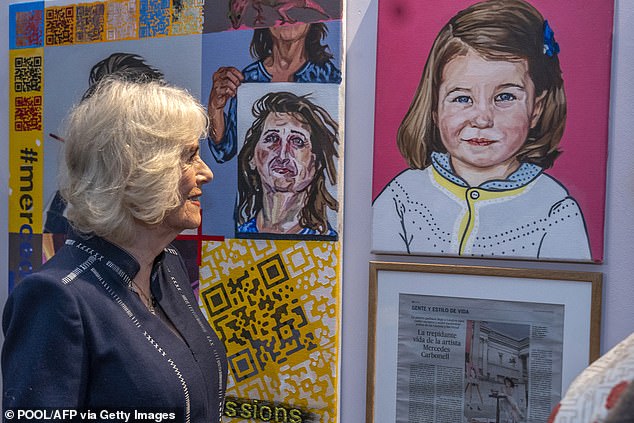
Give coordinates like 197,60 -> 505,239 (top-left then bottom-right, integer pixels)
45,6 -> 74,46
15,10 -> 43,47
139,0 -> 171,38
106,0 -> 138,41
170,0 -> 204,35
14,56 -> 42,93
199,239 -> 339,421
15,96 -> 43,132
76,3 -> 105,43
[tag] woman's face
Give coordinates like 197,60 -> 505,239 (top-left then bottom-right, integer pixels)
269,23 -> 310,42
251,112 -> 316,194
163,142 -> 213,232
434,49 -> 544,176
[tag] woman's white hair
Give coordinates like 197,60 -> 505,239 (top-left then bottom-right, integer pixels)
59,75 -> 208,245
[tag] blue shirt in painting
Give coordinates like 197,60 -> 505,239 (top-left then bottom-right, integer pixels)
238,217 -> 337,237
208,59 -> 342,163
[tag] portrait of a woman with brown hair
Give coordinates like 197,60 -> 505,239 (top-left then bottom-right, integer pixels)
237,91 -> 339,237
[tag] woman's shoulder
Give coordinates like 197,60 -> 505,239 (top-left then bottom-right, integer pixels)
297,60 -> 342,83
4,263 -> 85,330
17,247 -> 87,291
237,218 -> 258,233
9,240 -> 119,305
317,60 -> 342,81
11,269 -> 69,297
242,61 -> 270,82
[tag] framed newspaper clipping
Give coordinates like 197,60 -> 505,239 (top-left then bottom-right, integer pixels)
366,262 -> 602,423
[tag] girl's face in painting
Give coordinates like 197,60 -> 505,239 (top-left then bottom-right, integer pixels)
251,112 -> 316,194
435,49 -> 545,180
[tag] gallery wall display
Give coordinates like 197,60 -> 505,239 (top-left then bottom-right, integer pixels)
366,261 -> 602,423
371,0 -> 614,263
7,0 -> 345,421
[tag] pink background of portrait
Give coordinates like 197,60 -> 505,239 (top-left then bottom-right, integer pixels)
372,0 -> 614,262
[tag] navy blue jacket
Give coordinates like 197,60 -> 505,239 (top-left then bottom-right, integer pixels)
2,235 -> 227,422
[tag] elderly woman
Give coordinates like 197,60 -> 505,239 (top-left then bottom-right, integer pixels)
237,91 -> 339,236
2,75 -> 227,422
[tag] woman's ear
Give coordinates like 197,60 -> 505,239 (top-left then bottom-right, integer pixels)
530,91 -> 547,129
249,157 -> 256,170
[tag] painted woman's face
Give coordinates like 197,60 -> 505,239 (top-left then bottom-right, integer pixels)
435,49 -> 544,178
270,22 -> 310,42
251,112 -> 316,194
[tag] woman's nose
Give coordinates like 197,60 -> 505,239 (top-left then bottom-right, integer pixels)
278,138 -> 292,159
197,158 -> 214,184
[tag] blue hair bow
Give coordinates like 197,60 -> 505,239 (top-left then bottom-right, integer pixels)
543,20 -> 560,57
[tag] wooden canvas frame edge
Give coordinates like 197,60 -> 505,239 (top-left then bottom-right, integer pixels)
365,261 -> 602,423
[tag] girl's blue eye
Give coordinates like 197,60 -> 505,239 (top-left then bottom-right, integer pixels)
452,95 -> 472,104
495,92 -> 517,102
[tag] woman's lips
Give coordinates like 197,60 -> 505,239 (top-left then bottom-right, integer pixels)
270,162 -> 297,176
187,192 -> 202,205
464,138 -> 496,146
273,167 -> 293,174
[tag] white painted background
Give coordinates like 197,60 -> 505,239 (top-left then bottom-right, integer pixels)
1,1 -> 633,420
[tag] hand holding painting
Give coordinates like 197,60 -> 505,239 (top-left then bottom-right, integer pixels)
372,0 -> 591,261
206,23 -> 341,163
207,65 -> 244,143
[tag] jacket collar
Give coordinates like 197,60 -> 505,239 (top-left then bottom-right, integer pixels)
65,234 -> 166,286
430,151 -> 543,191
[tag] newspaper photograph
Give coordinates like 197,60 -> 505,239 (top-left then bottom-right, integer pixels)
396,294 -> 564,423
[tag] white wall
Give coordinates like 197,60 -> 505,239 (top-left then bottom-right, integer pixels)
2,0 -> 633,421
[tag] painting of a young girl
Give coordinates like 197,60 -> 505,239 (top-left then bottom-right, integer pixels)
372,0 -> 600,261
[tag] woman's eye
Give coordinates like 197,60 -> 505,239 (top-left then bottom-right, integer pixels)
452,95 -> 472,104
495,92 -> 517,102
290,136 -> 306,148
263,133 -> 280,144
184,150 -> 199,164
